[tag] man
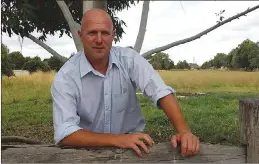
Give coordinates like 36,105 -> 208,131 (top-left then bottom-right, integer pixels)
51,8 -> 200,157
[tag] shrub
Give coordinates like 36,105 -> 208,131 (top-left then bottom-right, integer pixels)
23,60 -> 51,73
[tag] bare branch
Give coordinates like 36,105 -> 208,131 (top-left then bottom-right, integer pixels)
133,0 -> 150,53
141,4 -> 259,57
56,0 -> 82,51
180,0 -> 187,16
27,34 -> 67,63
83,1 -> 107,14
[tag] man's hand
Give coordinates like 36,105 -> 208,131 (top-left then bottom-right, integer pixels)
171,131 -> 200,157
114,133 -> 154,157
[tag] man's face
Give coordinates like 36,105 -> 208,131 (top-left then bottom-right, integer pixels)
79,17 -> 115,61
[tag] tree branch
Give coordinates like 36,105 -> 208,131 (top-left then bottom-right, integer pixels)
26,34 -> 67,63
56,0 -> 82,51
141,4 -> 259,57
83,1 -> 107,14
133,0 -> 150,53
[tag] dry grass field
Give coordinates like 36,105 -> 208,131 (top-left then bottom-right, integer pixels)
2,70 -> 259,145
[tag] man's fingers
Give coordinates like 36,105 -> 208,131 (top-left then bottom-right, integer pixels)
171,135 -> 177,148
186,136 -> 193,156
171,132 -> 200,157
181,137 -> 188,156
192,135 -> 198,154
142,134 -> 153,147
135,140 -> 149,154
131,144 -> 142,157
195,137 -> 200,154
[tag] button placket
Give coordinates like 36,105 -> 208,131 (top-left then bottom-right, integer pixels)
103,77 -> 111,132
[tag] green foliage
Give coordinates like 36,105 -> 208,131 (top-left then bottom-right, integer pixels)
201,39 -> 259,70
32,56 -> 41,61
224,52 -> 234,68
1,0 -> 138,43
145,52 -> 192,70
201,60 -> 213,69
1,43 -> 10,54
23,59 -> 51,73
1,43 -> 15,77
145,52 -> 174,70
1,53 -> 15,77
231,39 -> 259,70
1,43 -> 67,74
175,60 -> 191,69
43,56 -> 65,72
212,53 -> 227,68
7,51 -> 26,70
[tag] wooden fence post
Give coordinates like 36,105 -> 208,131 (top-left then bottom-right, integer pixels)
240,98 -> 259,163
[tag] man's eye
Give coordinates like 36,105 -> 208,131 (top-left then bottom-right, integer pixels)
88,32 -> 96,35
103,32 -> 110,36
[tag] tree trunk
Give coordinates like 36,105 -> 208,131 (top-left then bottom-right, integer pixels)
83,1 -> 107,14
56,1 -> 82,51
133,0 -> 150,53
26,34 -> 67,63
141,4 -> 259,57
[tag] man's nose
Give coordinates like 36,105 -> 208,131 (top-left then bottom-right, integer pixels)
95,33 -> 102,44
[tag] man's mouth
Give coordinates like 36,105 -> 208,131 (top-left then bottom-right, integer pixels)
93,47 -> 104,49
93,47 -> 104,53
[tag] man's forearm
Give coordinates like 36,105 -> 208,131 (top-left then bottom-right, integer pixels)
158,94 -> 191,133
60,129 -> 120,147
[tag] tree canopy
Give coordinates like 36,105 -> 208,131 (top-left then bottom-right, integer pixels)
201,39 -> 259,70
1,0 -> 138,42
145,52 -> 175,70
1,43 -> 15,77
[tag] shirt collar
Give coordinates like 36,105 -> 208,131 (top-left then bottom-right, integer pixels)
79,47 -> 119,78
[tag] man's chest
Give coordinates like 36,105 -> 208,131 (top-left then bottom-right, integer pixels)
77,67 -> 138,118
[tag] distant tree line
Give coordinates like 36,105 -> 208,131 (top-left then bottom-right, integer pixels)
145,39 -> 259,71
201,39 -> 259,70
1,39 -> 258,77
1,43 -> 69,77
144,52 -> 192,70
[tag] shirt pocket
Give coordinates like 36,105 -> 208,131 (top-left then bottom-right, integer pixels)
112,91 -> 128,113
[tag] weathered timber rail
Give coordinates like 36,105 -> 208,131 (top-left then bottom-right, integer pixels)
1,142 -> 245,163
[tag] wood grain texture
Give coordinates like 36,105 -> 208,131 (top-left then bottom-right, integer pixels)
1,142 -> 245,163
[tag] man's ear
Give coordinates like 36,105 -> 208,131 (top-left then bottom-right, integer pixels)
78,30 -> 82,37
78,30 -> 83,42
112,29 -> 116,40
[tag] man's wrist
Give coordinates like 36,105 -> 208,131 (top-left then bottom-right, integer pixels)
178,129 -> 191,134
109,134 -> 121,147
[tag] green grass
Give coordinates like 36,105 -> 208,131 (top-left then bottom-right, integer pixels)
140,92 -> 258,145
1,71 -> 259,146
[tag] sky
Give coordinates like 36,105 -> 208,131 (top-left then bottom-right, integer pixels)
2,1 -> 259,65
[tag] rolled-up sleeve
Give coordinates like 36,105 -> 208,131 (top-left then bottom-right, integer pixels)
51,79 -> 82,145
129,49 -> 176,109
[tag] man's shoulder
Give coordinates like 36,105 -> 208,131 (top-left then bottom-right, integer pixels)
111,46 -> 144,66
111,46 -> 147,66
111,46 -> 139,58
54,51 -> 82,81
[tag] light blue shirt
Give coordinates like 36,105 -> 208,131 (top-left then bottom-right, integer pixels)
51,46 -> 176,144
